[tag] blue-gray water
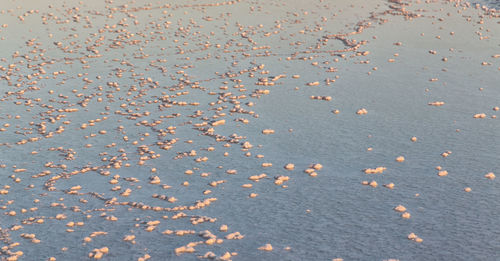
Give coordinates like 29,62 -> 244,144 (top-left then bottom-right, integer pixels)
0,0 -> 498,260
475,0 -> 500,8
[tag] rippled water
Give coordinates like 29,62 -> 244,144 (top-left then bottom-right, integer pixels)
0,0 -> 498,260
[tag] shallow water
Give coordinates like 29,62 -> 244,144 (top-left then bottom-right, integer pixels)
0,0 -> 499,260
476,0 -> 500,8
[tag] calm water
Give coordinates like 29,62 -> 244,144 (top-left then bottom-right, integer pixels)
0,0 -> 498,260
476,0 -> 500,8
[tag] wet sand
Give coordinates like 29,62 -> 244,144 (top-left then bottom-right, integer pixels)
0,0 -> 499,260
